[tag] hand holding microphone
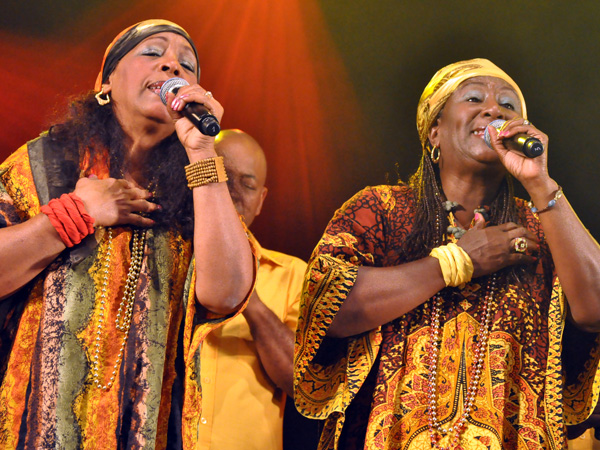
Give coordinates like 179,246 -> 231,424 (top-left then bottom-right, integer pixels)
159,77 -> 220,136
484,119 -> 544,158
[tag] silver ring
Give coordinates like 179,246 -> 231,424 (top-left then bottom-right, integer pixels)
205,91 -> 213,99
523,120 -> 530,126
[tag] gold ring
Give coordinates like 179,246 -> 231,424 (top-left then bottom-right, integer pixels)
513,237 -> 528,253
205,91 -> 213,99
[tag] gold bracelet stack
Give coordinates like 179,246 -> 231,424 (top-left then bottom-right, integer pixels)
185,156 -> 228,189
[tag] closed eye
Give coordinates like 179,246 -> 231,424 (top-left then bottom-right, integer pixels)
142,48 -> 162,57
180,61 -> 196,72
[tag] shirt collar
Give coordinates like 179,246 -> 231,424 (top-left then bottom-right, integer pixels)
247,230 -> 285,267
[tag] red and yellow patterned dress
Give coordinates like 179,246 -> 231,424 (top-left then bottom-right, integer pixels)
294,184 -> 600,450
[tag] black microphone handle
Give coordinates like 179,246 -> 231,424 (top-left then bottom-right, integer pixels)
171,86 -> 220,137
180,103 -> 220,137
504,134 -> 544,158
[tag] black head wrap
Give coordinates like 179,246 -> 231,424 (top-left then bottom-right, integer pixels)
95,19 -> 199,91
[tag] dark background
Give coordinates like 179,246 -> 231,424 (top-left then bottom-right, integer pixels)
1,0 -> 599,262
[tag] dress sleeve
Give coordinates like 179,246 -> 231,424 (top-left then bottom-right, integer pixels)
519,199 -> 600,427
294,186 -> 394,420
0,144 -> 39,228
561,277 -> 600,424
0,144 -> 41,381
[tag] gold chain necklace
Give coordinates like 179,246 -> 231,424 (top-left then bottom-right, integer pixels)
424,274 -> 497,449
91,228 -> 146,390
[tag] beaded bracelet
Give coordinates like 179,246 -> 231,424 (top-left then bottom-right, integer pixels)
527,186 -> 563,214
185,156 -> 228,189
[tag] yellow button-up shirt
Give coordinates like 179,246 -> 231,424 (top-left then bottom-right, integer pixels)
570,429 -> 600,450
197,234 -> 307,450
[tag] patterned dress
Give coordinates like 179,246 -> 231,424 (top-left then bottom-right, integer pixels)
0,135 -> 254,449
294,184 -> 600,450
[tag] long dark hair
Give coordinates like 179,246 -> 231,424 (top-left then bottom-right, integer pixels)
48,92 -> 194,239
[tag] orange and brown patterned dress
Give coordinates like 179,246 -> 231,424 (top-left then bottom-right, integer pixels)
0,136 -> 253,449
294,184 -> 600,450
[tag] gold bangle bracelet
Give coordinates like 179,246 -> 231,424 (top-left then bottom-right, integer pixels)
185,156 -> 228,189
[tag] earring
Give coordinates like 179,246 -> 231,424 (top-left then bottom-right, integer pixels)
95,90 -> 111,106
430,146 -> 440,164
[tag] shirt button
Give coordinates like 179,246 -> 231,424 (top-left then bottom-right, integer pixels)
201,417 -> 207,424
203,377 -> 211,384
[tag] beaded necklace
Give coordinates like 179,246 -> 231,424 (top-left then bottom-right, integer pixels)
91,227 -> 146,390
424,201 -> 497,449
443,201 -> 489,239
424,274 -> 497,449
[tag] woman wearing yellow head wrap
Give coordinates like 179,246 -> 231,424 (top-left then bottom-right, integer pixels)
0,20 -> 255,449
294,58 -> 600,449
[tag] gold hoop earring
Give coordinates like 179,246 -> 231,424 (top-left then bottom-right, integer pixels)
430,146 -> 440,164
95,90 -> 111,106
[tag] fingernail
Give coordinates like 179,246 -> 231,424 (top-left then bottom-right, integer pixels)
171,98 -> 181,110
474,212 -> 483,221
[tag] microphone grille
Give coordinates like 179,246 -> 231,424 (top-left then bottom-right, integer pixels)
483,119 -> 506,147
159,77 -> 189,105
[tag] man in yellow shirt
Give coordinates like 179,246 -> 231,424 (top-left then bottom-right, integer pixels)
197,129 -> 308,449
569,429 -> 600,450
569,411 -> 600,450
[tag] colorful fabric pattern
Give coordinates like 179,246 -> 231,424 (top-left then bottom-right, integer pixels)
294,184 -> 600,450
0,138 -> 254,449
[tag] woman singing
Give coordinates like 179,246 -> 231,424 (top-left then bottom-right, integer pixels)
294,59 -> 600,449
0,20 -> 255,449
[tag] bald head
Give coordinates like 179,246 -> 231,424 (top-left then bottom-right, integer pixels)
215,129 -> 268,227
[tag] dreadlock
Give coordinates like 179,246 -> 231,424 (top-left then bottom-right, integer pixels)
401,148 -> 529,286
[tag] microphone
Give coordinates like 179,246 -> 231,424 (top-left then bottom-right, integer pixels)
159,77 -> 220,136
483,119 -> 544,158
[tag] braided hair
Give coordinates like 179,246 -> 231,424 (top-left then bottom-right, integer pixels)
402,145 -> 528,286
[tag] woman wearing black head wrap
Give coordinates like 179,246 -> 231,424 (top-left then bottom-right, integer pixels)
0,19 -> 255,449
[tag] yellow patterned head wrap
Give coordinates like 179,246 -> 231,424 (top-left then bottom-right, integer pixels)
416,58 -> 527,150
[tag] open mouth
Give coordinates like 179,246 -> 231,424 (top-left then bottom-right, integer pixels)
471,127 -> 487,139
147,81 -> 165,95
